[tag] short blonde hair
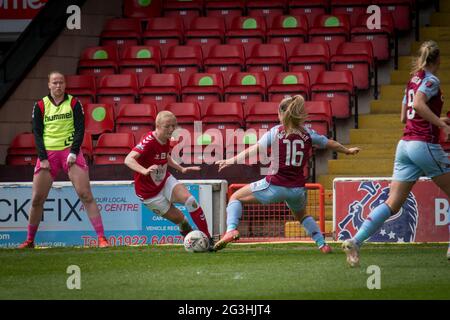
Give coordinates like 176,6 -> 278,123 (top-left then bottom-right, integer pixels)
48,71 -> 65,82
278,95 -> 308,134
155,110 -> 177,127
411,40 -> 440,75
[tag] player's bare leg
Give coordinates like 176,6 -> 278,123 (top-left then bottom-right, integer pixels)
163,205 -> 193,237
18,170 -> 53,249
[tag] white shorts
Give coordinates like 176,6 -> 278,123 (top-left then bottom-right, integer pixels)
142,175 -> 181,216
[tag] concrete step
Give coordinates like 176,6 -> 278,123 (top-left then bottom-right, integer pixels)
284,220 -> 334,236
328,159 -> 393,175
430,13 -> 450,27
358,114 -> 404,129
381,84 -> 450,100
318,174 -> 392,190
349,129 -> 403,144
338,147 -> 395,159
420,27 -> 450,42
370,100 -> 402,114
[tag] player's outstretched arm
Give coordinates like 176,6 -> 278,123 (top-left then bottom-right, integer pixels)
215,143 -> 259,172
167,155 -> 200,174
325,140 -> 361,155
124,150 -> 156,176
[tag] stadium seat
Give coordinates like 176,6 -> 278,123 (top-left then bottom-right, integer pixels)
118,45 -> 161,85
267,15 -> 309,56
81,133 -> 93,164
246,0 -> 286,26
77,46 -> 118,77
181,73 -> 224,115
99,18 -> 142,53
304,100 -> 333,137
244,101 -> 279,131
139,73 -> 182,112
84,103 -> 115,137
142,17 -> 184,57
93,133 -> 135,165
330,0 -> 372,27
268,71 -> 310,102
5,132 -> 37,166
115,103 -> 157,142
185,17 -> 226,57
351,12 -> 395,62
288,0 -> 328,27
311,70 -> 355,121
203,44 -> 246,85
309,14 -> 350,55
202,101 -> 245,153
204,0 -> 245,29
224,72 -> 267,111
225,16 -> 267,56
123,0 -> 163,19
287,42 -> 330,85
246,43 -> 287,84
330,41 -> 374,91
160,45 -> 204,86
96,74 -> 139,112
372,0 -> 413,32
65,75 -> 96,105
164,102 -> 202,164
162,0 -> 203,29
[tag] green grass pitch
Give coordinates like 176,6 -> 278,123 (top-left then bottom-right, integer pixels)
0,243 -> 449,300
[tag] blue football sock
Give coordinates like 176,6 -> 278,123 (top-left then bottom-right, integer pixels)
354,203 -> 392,246
226,200 -> 242,232
302,216 -> 325,248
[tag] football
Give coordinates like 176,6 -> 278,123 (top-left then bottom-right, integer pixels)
183,230 -> 210,253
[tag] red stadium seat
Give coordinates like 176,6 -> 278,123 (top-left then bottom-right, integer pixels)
65,75 -> 96,105
204,44 -> 245,85
330,41 -> 374,90
93,133 -> 135,165
139,73 -> 182,112
351,12 -> 395,62
268,71 -> 310,102
84,103 -> 115,137
304,100 -> 333,137
123,0 -> 163,19
330,0 -> 372,27
311,70 -> 355,121
309,14 -> 350,55
372,0 -> 413,32
77,46 -> 118,77
246,0 -> 286,26
96,74 -> 139,112
160,45 -> 203,86
185,16 -> 226,57
142,17 -> 184,57
162,0 -> 203,29
288,0 -> 328,27
118,45 -> 161,85
246,43 -> 287,85
5,132 -> 37,166
224,72 -> 267,111
288,42 -> 330,85
267,15 -> 309,56
181,73 -> 224,115
244,101 -> 279,131
115,103 -> 157,143
204,0 -> 245,29
225,16 -> 267,56
99,18 -> 142,53
81,133 -> 93,163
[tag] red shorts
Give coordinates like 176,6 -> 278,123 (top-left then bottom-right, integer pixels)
34,148 -> 88,179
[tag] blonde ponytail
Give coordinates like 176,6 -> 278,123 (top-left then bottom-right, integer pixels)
279,95 -> 308,135
411,40 -> 440,75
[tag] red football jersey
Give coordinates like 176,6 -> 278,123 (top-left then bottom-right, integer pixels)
403,70 -> 443,144
132,131 -> 171,199
265,126 -> 313,188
